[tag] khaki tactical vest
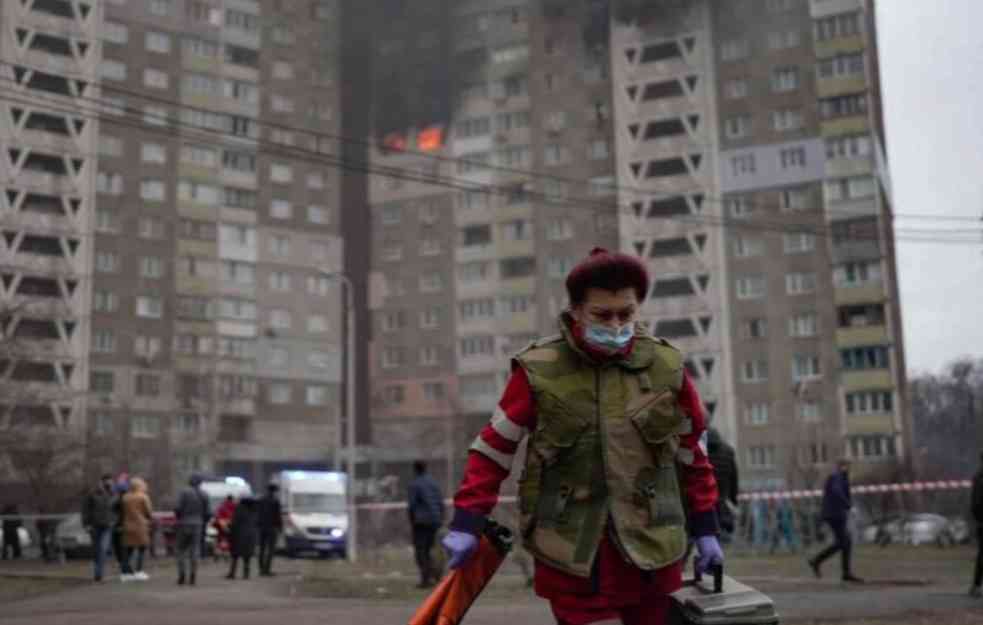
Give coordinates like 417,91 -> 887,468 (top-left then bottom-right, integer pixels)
514,320 -> 688,578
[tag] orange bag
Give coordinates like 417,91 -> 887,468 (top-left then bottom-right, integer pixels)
408,519 -> 513,625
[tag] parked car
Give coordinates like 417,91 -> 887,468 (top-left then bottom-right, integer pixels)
16,526 -> 32,551
54,514 -> 93,559
861,513 -> 966,547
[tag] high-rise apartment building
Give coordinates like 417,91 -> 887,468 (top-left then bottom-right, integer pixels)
364,0 -> 907,491
1,0 -> 347,497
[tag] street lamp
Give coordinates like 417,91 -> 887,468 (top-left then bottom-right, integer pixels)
317,268 -> 357,563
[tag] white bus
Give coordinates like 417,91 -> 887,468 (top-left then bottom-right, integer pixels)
275,471 -> 348,558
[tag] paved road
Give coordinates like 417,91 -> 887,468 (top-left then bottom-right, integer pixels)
1,564 -> 982,624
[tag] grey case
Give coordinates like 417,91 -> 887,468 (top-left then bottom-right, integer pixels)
668,568 -> 780,625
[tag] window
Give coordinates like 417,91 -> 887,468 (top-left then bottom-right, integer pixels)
141,143 -> 166,164
381,310 -> 407,332
798,401 -> 822,422
307,172 -> 326,190
226,9 -> 259,33
100,60 -> 127,81
456,116 -> 491,139
726,196 -> 752,218
845,390 -> 894,415
93,330 -> 116,353
724,115 -> 751,140
91,371 -> 115,394
306,385 -> 329,406
183,35 -> 219,58
307,315 -> 329,333
419,273 -> 444,293
95,209 -> 118,233
269,235 -> 290,259
721,39 -> 749,61
491,44 -> 529,64
815,11 -> 862,42
786,272 -> 817,295
826,134 -> 872,159
383,386 -> 405,406
733,236 -> 764,258
225,44 -> 260,69
496,110 -> 531,132
103,21 -> 129,44
222,261 -> 255,285
457,152 -> 490,175
93,414 -> 114,436
269,271 -> 291,291
767,29 -> 800,50
501,220 -> 531,241
789,313 -> 818,337
97,172 -> 123,195
783,232 -> 816,253
139,256 -> 164,279
771,67 -> 799,92
499,295 -> 532,315
833,261 -> 882,287
272,62 -> 294,80
771,109 -> 803,133
180,145 -> 217,168
589,176 -> 616,197
144,68 -> 169,90
175,415 -> 201,436
500,257 -> 535,279
271,199 -> 293,220
547,257 -> 573,278
819,93 -> 867,120
459,299 -> 496,322
269,383 -> 292,405
218,299 -> 256,321
95,252 -> 120,273
420,307 -> 441,329
272,25 -> 293,45
741,360 -> 769,383
135,373 -> 161,397
818,53 -> 865,79
146,31 -> 171,53
271,95 -> 294,113
270,309 -> 292,329
307,276 -> 331,296
736,275 -> 766,299
745,403 -> 769,426
766,0 -> 794,12
792,354 -> 821,380
178,180 -> 220,205
150,0 -> 171,16
779,147 -> 807,169
136,296 -> 163,319
544,144 -> 569,166
222,150 -> 256,173
144,106 -> 169,127
99,136 -> 123,158
380,206 -> 401,225
824,176 -> 877,202
140,180 -> 166,202
423,382 -> 445,401
719,77 -> 746,101
420,346 -> 439,366
780,187 -> 808,211
744,318 -> 768,339
307,205 -> 330,224
840,346 -> 890,370
544,218 -> 574,241
748,446 -> 776,469
132,415 -> 160,439
848,435 -> 896,461
460,336 -> 495,358
730,154 -> 756,176
94,290 -> 119,313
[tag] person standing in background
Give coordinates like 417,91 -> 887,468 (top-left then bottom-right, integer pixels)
969,452 -> 983,598
808,460 -> 863,583
706,428 -> 739,543
81,474 -> 116,581
407,460 -> 445,588
120,477 -> 153,582
174,474 -> 210,586
1,504 -> 23,561
111,474 -> 129,574
226,497 -> 259,580
257,483 -> 282,577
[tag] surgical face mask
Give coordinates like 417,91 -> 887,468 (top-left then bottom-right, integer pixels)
583,322 -> 634,352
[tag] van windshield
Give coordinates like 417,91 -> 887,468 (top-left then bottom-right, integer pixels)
291,493 -> 346,514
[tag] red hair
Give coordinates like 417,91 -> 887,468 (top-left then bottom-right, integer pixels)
565,247 -> 649,306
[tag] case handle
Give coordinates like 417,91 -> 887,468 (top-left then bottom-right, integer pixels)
693,564 -> 724,594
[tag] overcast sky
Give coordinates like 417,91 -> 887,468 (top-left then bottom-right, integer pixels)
876,1 -> 983,375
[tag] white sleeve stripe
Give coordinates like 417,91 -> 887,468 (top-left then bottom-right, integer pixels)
470,436 -> 514,471
491,406 -> 527,442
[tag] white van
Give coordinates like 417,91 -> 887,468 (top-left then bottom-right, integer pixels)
275,471 -> 348,558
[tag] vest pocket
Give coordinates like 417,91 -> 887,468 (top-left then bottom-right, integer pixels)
630,389 -> 685,445
633,465 -> 686,528
531,392 -> 590,467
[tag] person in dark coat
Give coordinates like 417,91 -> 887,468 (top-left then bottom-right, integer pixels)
257,483 -> 283,577
226,497 -> 259,580
808,459 -> 862,582
407,460 -> 445,588
970,452 -> 983,598
174,473 -> 210,586
81,474 -> 116,580
706,428 -> 739,541
1,504 -> 23,560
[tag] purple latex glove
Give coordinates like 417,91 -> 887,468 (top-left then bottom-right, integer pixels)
442,530 -> 478,569
694,535 -> 724,576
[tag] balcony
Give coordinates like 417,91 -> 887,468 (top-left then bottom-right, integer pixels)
834,283 -> 885,306
810,0 -> 863,18
455,243 -> 496,264
845,413 -> 895,436
841,369 -> 893,391
817,74 -> 869,99
10,170 -> 76,194
820,116 -> 869,137
836,324 -> 888,348
825,156 -> 873,180
830,240 -> 881,264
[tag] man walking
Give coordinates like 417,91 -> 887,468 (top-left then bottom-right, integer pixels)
442,248 -> 722,624
257,483 -> 282,577
175,474 -> 209,586
82,473 -> 116,582
408,460 -> 444,588
970,452 -> 983,598
808,459 -> 862,582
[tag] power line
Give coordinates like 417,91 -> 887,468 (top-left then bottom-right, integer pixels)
0,55 -> 978,231
1,84 -> 980,249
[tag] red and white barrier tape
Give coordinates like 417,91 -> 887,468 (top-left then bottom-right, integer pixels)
738,480 -> 972,501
